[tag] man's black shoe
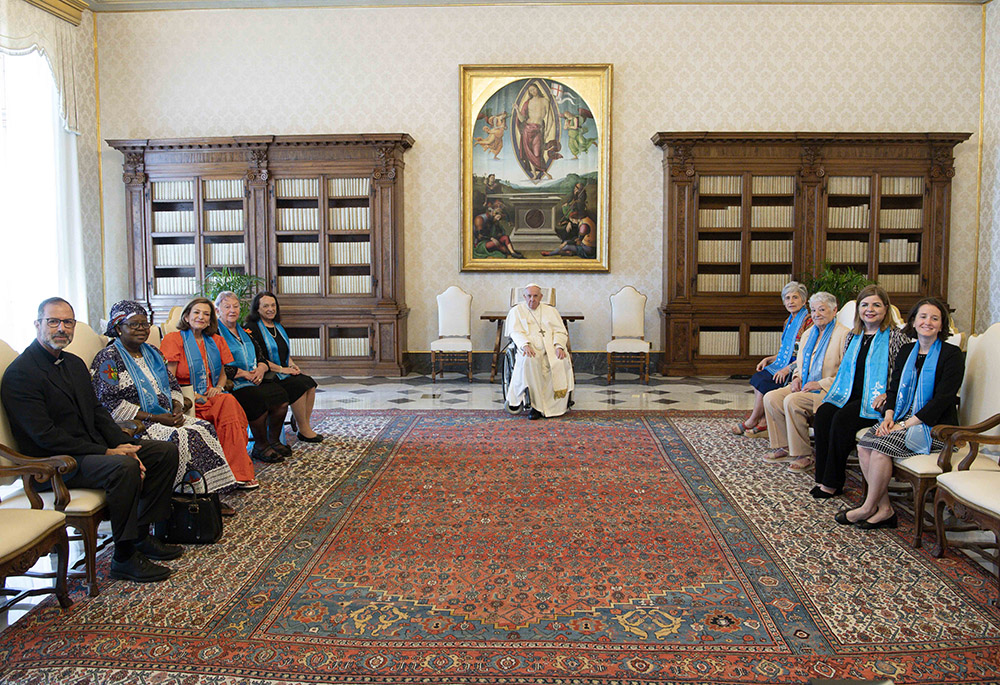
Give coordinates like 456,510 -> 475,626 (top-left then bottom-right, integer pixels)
110,551 -> 172,582
137,535 -> 184,561
529,408 -> 544,420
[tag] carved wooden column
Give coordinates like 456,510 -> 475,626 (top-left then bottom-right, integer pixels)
926,142 -> 957,300
244,145 -> 270,279
120,147 -> 150,312
657,140 -> 697,375
799,143 -> 826,271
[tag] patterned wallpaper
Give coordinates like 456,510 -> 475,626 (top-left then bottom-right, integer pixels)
980,2 -> 1000,333
95,4 -> 985,352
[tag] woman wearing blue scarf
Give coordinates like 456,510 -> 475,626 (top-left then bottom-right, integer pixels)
247,292 -> 323,443
761,292 -> 850,472
732,281 -> 811,436
90,300 -> 237,510
215,292 -> 290,464
837,298 -> 963,529
813,285 -> 908,499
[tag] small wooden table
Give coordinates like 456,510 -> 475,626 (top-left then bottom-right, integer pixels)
481,310 -> 585,382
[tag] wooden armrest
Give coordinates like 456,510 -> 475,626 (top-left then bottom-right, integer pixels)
947,430 -> 1000,472
0,442 -> 75,510
118,419 -> 146,438
934,412 -> 1000,440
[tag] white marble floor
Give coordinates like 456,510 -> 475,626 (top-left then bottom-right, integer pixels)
310,371 -> 757,413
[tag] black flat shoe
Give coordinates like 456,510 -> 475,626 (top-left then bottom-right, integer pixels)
110,552 -> 171,583
297,432 -> 324,443
137,536 -> 184,561
856,513 -> 898,530
529,409 -> 544,420
834,510 -> 856,526
812,487 -> 843,499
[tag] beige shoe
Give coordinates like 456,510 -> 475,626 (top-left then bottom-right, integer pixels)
788,456 -> 815,472
762,448 -> 791,462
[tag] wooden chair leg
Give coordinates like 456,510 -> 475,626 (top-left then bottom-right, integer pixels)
74,518 -> 101,597
607,352 -> 613,385
643,352 -> 649,384
467,351 -> 473,382
932,489 -> 949,558
911,480 -> 933,548
431,351 -> 437,383
54,528 -> 72,608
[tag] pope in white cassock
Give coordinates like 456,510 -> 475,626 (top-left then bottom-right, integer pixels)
505,284 -> 575,419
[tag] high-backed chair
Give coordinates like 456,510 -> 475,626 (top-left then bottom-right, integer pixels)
890,323 -> 1000,548
835,300 -> 856,330
0,459 -> 73,613
607,286 -> 651,384
430,286 -> 473,382
63,321 -> 108,368
0,338 -> 109,597
146,324 -> 163,349
161,306 -> 183,336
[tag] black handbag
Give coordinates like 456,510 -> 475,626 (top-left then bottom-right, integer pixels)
154,473 -> 223,544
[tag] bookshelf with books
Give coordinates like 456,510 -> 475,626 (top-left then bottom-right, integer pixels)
109,134 -> 413,376
652,132 -> 969,375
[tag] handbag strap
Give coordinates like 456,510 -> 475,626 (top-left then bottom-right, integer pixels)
178,470 -> 210,495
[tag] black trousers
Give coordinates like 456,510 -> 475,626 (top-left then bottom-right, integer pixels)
65,440 -> 178,543
813,399 -> 877,490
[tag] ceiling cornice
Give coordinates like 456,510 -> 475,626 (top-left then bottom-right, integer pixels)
25,0 -> 89,24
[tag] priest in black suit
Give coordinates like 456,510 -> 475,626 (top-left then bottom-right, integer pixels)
1,297 -> 182,583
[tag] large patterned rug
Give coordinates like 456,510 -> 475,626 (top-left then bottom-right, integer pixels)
2,410 -> 999,684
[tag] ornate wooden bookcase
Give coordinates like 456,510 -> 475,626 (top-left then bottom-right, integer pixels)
108,134 -> 413,376
651,132 -> 970,376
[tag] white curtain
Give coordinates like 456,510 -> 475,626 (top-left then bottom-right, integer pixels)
0,51 -> 86,350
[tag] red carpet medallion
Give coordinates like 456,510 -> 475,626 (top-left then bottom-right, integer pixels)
1,410 -> 999,684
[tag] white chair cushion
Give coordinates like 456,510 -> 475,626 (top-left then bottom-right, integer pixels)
895,446 -> 1000,477
607,338 -> 651,353
0,487 -> 107,515
937,471 -> 1000,515
430,338 -> 473,352
0,509 -> 66,563
63,322 -> 109,368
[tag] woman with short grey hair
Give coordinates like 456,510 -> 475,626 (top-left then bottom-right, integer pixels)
732,281 -> 811,436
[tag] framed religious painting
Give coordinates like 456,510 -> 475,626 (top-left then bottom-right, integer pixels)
461,64 -> 612,272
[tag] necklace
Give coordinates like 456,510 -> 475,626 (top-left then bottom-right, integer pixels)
265,324 -> 278,338
526,307 -> 546,335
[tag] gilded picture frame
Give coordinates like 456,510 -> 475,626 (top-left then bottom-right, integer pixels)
461,64 -> 612,272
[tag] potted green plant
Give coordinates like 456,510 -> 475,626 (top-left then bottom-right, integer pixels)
800,261 -> 874,307
201,268 -> 265,323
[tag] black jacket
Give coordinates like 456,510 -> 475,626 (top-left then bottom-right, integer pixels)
885,341 -> 964,427
1,339 -> 131,459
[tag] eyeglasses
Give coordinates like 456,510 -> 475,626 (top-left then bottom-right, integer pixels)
39,318 -> 76,328
121,321 -> 151,331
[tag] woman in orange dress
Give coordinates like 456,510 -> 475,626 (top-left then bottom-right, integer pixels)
160,298 -> 258,490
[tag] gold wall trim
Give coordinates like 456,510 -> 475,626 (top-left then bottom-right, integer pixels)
24,0 -> 89,25
972,3 -> 985,330
93,14 -> 107,315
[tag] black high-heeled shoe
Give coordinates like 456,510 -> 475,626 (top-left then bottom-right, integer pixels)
856,512 -> 898,530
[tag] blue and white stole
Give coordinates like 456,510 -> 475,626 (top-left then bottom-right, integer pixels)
181,329 -> 223,395
822,328 -> 891,419
114,339 -> 172,414
256,320 -> 290,380
892,339 -> 942,454
764,307 -> 810,374
799,322 -> 837,390
218,324 -> 257,391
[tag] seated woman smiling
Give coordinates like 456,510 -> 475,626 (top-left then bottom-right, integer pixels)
246,292 -> 323,444
90,300 -> 237,508
160,298 -> 258,490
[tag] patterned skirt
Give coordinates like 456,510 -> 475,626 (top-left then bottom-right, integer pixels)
856,413 -> 945,459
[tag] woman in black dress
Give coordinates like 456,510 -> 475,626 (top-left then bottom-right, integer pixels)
837,298 -> 963,529
246,292 -> 323,443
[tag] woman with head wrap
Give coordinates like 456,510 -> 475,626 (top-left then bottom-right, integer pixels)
90,300 -> 239,510
160,298 -> 258,490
